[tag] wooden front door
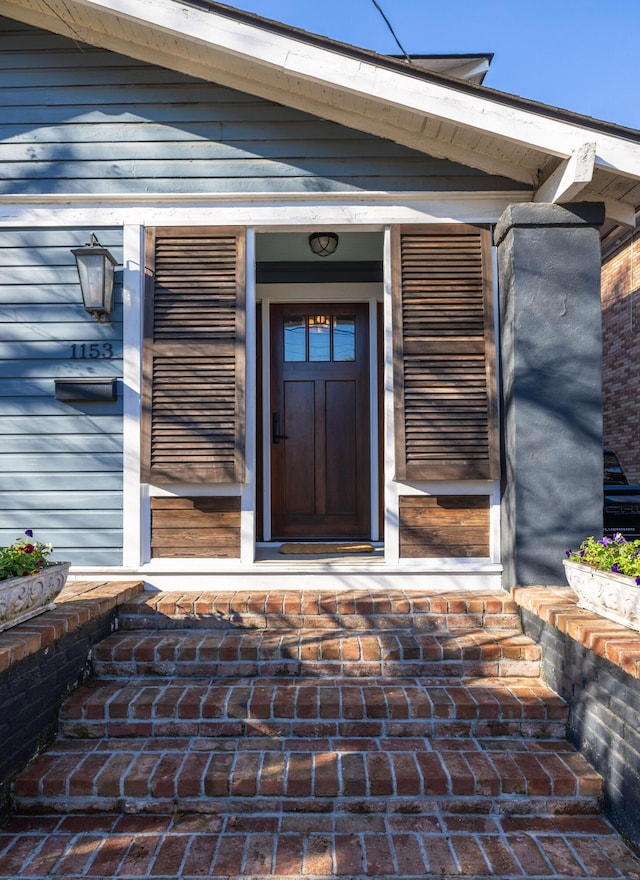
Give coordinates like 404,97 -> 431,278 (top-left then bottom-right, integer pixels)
270,303 -> 370,539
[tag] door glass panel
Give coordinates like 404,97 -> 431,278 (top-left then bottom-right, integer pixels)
333,315 -> 355,361
284,316 -> 306,362
308,314 -> 331,361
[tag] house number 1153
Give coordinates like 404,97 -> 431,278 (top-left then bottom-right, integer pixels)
70,343 -> 114,359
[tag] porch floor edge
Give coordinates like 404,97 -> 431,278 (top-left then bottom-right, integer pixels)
67,569 -> 504,592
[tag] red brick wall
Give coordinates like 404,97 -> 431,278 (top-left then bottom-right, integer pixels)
601,232 -> 640,483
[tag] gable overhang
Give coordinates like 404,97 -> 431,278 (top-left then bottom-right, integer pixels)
2,0 -> 640,225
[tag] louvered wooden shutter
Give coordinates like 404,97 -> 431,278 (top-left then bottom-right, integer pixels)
141,227 -> 246,483
391,225 -> 499,481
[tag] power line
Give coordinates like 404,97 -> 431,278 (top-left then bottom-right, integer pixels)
369,0 -> 411,63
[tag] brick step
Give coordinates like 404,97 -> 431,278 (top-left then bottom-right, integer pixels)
118,590 -> 522,632
12,737 -> 602,818
60,676 -> 568,740
1,812 -> 635,879
92,629 -> 541,679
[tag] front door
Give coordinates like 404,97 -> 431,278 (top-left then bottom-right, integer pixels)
270,303 -> 370,539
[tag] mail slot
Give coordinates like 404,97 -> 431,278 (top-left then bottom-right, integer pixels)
54,378 -> 118,402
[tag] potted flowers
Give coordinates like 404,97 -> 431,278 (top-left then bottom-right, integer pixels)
0,531 -> 70,633
564,533 -> 640,631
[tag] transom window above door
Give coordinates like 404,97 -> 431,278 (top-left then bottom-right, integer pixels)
283,314 -> 356,362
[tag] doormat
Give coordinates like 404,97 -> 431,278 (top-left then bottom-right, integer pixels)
280,542 -> 374,555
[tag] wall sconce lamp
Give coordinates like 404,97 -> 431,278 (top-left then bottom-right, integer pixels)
308,231 -> 339,257
71,233 -> 117,322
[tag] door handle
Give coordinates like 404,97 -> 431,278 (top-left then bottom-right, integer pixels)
272,412 -> 288,444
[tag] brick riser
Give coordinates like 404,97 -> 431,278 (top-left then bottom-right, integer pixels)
60,677 -> 568,740
14,738 -> 601,818
118,591 -> 522,633
11,590 -> 605,828
91,629 -> 542,679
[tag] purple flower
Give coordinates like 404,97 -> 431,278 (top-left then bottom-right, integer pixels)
611,564 -> 620,573
613,532 -> 627,543
565,550 -> 572,557
579,549 -> 585,557
636,577 -> 640,586
24,529 -> 33,537
599,537 -> 613,547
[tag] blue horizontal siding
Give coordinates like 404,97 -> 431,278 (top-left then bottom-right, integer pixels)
0,512 -> 122,529
0,415 -> 123,434
4,177 -> 513,196
2,491 -> 123,510
0,120 -> 385,143
0,324 -> 122,348
0,225 -> 124,566
0,473 -> 123,491
0,399 -> 122,417
0,16 -> 530,196
0,454 -> 123,472
0,528 -> 122,547
0,434 -> 122,453
0,139 -> 460,161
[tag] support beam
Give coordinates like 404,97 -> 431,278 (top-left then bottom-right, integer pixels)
534,143 -> 595,204
602,197 -> 637,227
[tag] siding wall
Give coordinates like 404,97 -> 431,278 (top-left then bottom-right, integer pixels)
0,228 -> 123,566
0,18 -> 528,196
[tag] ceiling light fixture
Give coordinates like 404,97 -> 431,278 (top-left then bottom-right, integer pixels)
308,231 -> 339,257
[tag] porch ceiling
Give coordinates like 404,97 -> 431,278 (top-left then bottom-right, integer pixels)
1,0 -> 640,225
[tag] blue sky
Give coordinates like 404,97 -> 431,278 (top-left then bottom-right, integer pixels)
226,0 -> 639,130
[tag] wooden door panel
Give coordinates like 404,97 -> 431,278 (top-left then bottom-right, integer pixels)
283,380 -> 316,515
325,380 -> 357,515
271,303 -> 370,539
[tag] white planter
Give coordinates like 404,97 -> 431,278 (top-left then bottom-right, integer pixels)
0,562 -> 71,633
564,559 -> 640,632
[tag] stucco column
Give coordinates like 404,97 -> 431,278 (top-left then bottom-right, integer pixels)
495,202 -> 605,586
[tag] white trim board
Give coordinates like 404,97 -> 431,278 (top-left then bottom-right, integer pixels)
240,229 -> 257,565
121,224 -> 145,569
68,569 -> 503,592
0,195 -> 533,228
256,284 -> 381,302
382,226 -> 399,567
